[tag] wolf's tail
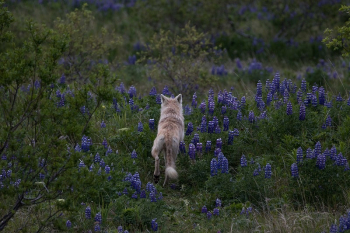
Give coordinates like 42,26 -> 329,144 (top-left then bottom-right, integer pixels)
163,138 -> 179,186
165,166 -> 178,180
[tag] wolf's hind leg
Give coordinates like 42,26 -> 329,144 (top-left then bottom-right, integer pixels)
152,135 -> 164,183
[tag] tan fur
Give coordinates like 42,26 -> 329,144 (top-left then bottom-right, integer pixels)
151,94 -> 184,186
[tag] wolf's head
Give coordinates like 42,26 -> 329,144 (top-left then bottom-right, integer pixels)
160,94 -> 182,114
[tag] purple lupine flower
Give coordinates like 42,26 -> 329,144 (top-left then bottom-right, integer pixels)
137,122 -> 143,132
326,115 -> 332,127
286,101 -> 293,115
99,159 -> 105,168
237,111 -> 242,121
256,80 -> 262,96
208,100 -> 215,115
306,148 -> 313,159
221,156 -> 228,173
140,190 -> 146,198
241,155 -> 248,167
216,138 -> 222,149
192,92 -> 197,108
213,208 -> 219,216
150,191 -> 157,202
207,211 -> 212,220
149,86 -> 157,96
216,198 -> 222,207
210,158 -> 218,176
106,146 -> 113,156
299,103 -> 306,120
85,206 -> 91,219
265,163 -> 272,178
301,79 -> 307,92
215,125 -> 221,134
128,86 -> 137,98
228,130 -> 234,145
283,89 -> 289,103
199,101 -> 206,113
196,143 -> 203,153
249,111 -> 255,123
118,226 -> 123,233
274,72 -> 280,92
79,160 -> 85,168
131,192 -> 138,199
149,119 -> 155,130
253,168 -> 260,176
291,163 -> 299,178
66,220 -> 71,229
189,143 -> 196,160
102,138 -> 108,149
336,93 -> 343,102
223,116 -> 229,131
201,205 -> 208,213
94,212 -> 102,224
311,94 -> 318,107
156,94 -> 161,104
162,86 -> 171,96
314,141 -> 321,157
100,121 -> 106,128
347,96 -> 350,106
200,116 -> 207,133
192,133 -> 199,145
179,141 -> 186,154
94,224 -> 101,232
316,153 -> 326,169
186,122 -> 194,136
297,147 -> 303,164
221,105 -> 227,115
105,165 -> 110,174
81,135 -> 91,152
330,146 -> 337,160
94,153 -> 101,163
266,92 -> 272,106
151,219 -> 158,231
241,96 -> 246,108
206,141 -> 211,152
319,87 -> 325,105
329,224 -> 337,233
131,150 -> 137,159
208,121 -> 214,133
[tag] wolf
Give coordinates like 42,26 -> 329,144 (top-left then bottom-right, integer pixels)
151,94 -> 184,186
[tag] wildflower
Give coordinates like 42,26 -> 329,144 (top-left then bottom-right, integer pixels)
241,155 -> 248,167
319,87 -> 325,105
301,79 -> 307,92
151,219 -> 158,231
214,148 -> 221,157
192,92 -> 197,108
156,94 -> 161,104
186,122 -> 194,136
79,160 -> 85,168
237,111 -> 242,121
66,220 -> 71,228
100,121 -> 106,128
105,165 -> 110,174
316,153 -> 326,169
94,212 -> 102,224
306,148 -> 313,159
140,190 -> 146,198
85,206 -> 91,219
241,96 -> 246,108
336,93 -> 343,102
131,150 -> 137,159
162,86 -> 171,96
228,130 -> 234,145
265,163 -> 272,178
102,138 -> 108,149
94,224 -> 101,232
299,103 -> 306,121
201,205 -> 208,213
137,122 -> 143,132
215,125 -> 221,134
249,111 -> 255,123
192,133 -> 200,145
213,208 -> 219,216
283,89 -> 289,103
208,100 -> 215,115
118,226 -> 123,233
207,211 -> 212,220
106,146 -> 113,156
200,116 -> 207,133
149,87 -> 157,96
326,115 -> 332,127
189,143 -> 196,160
314,141 -> 322,157
291,163 -> 299,178
253,168 -> 259,176
221,157 -> 228,173
131,192 -> 138,199
208,121 -> 214,133
199,101 -> 206,113
223,116 -> 229,131
216,198 -> 222,207
221,105 -> 227,115
205,141 -> 211,152
210,159 -> 218,176
149,119 -> 155,130
297,147 -> 303,164
179,141 -> 186,154
286,101 -> 293,115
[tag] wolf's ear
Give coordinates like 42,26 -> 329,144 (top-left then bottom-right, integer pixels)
161,94 -> 167,104
175,94 -> 182,104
